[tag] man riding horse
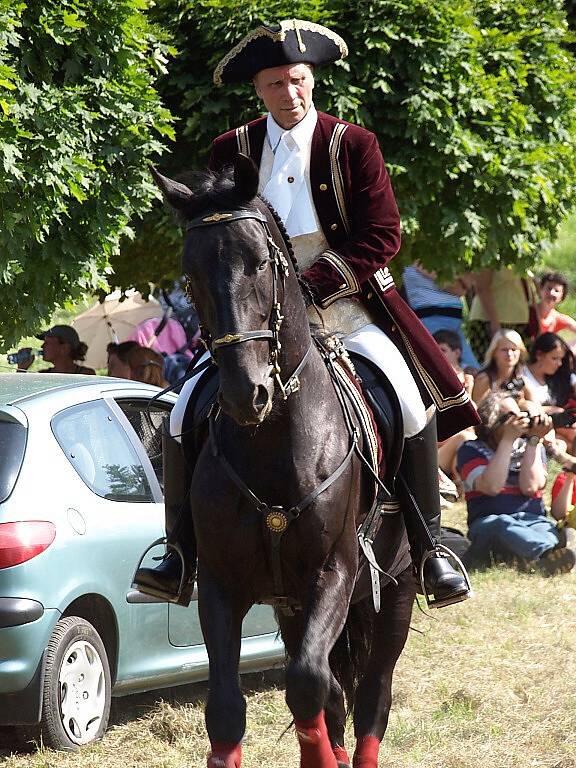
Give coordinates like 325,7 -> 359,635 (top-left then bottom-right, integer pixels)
134,19 -> 479,609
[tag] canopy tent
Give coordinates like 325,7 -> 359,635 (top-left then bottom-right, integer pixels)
72,291 -> 162,370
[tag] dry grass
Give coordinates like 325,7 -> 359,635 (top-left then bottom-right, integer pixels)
2,502 -> 576,768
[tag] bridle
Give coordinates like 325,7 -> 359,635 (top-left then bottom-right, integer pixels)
186,207 -> 312,400
185,204 -> 362,614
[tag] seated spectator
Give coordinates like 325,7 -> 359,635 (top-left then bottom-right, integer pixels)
126,346 -> 168,388
107,341 -> 140,379
523,332 -> 576,447
471,330 -> 534,409
456,392 -> 574,574
402,264 -> 479,369
433,329 -> 477,479
16,325 -> 96,375
535,271 -> 576,338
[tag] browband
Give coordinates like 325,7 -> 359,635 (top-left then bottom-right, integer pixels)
186,209 -> 268,230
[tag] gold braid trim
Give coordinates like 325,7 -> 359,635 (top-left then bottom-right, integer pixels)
235,125 -> 251,156
317,249 -> 360,308
329,123 -> 350,235
213,19 -> 348,86
397,323 -> 470,411
374,291 -> 470,412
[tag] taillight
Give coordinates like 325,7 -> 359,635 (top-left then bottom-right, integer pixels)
0,521 -> 56,569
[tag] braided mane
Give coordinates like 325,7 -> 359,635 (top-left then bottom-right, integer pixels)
176,166 -> 302,283
257,194 -> 299,277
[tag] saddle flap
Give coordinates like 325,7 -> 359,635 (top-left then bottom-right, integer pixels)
348,353 -> 404,491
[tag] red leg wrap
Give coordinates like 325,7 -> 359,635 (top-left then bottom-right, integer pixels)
353,735 -> 380,768
333,744 -> 351,766
294,711 -> 338,768
207,742 -> 242,768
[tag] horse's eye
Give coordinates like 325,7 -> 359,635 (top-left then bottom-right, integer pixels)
258,260 -> 268,271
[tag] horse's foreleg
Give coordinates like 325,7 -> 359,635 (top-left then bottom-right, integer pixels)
352,567 -> 415,768
326,675 -> 351,768
279,613 -> 350,768
286,558 -> 355,768
198,564 -> 248,768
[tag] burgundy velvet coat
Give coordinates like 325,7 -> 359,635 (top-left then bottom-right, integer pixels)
209,111 -> 479,439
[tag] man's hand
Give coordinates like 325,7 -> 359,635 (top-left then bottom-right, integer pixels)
16,348 -> 35,371
526,413 -> 552,439
501,413 -> 531,441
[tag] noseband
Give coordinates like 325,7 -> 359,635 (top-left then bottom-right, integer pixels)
186,207 -> 311,399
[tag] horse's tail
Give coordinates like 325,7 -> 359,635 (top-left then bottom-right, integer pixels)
329,597 -> 374,714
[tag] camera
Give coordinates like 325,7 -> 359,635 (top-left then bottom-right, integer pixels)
7,348 -> 41,366
495,409 -> 576,431
551,409 -> 576,429
500,376 -> 524,394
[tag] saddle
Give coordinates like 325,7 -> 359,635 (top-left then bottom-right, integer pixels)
347,353 -> 404,498
181,350 -> 405,495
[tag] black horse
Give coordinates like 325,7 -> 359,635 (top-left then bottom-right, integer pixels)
152,155 -> 415,768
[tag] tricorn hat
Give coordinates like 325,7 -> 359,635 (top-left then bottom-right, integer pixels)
213,19 -> 348,86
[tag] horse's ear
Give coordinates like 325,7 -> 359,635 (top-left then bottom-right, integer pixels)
233,153 -> 259,202
149,165 -> 194,212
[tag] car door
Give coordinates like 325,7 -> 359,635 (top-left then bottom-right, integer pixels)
51,397 -> 170,686
113,397 -> 279,649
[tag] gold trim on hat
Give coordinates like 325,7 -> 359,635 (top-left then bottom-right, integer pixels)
293,20 -> 306,53
213,19 -> 348,86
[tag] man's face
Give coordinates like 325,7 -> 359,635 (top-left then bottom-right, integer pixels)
253,63 -> 314,129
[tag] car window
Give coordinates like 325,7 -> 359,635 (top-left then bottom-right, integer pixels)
114,400 -> 171,490
0,419 -> 27,503
52,400 -> 153,502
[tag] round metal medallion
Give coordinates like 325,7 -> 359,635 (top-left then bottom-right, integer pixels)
266,511 -> 288,533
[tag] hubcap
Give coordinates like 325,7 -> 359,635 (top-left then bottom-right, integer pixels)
58,639 -> 106,744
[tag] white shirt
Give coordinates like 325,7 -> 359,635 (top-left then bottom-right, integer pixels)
260,105 -> 318,237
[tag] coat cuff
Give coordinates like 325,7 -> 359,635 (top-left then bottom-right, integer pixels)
301,250 -> 360,308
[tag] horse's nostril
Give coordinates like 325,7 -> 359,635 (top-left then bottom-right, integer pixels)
253,384 -> 271,414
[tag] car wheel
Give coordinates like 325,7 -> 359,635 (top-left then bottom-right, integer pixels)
40,617 -> 111,750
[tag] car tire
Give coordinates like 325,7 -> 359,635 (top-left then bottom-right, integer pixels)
40,617 -> 111,750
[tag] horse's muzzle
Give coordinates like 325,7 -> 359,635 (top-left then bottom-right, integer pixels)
219,381 -> 273,426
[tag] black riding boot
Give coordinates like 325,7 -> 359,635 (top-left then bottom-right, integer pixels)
398,411 -> 471,608
132,422 -> 196,606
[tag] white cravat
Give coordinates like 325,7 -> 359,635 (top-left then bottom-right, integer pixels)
262,105 -> 318,237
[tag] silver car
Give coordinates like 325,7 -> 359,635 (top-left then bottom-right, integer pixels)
0,374 -> 283,750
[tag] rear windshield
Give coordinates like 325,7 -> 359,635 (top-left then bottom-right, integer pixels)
0,421 -> 27,502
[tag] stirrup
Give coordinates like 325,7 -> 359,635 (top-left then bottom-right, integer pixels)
419,544 -> 473,610
131,536 -> 195,607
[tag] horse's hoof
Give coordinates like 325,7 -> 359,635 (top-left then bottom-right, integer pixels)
207,743 -> 242,768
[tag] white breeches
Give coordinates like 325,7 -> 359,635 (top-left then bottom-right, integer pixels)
343,323 -> 427,438
170,324 -> 427,442
170,350 -> 211,443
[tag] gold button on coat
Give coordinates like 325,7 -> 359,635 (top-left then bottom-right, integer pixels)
319,183 -> 328,191
287,176 -> 294,183
330,223 -> 338,231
